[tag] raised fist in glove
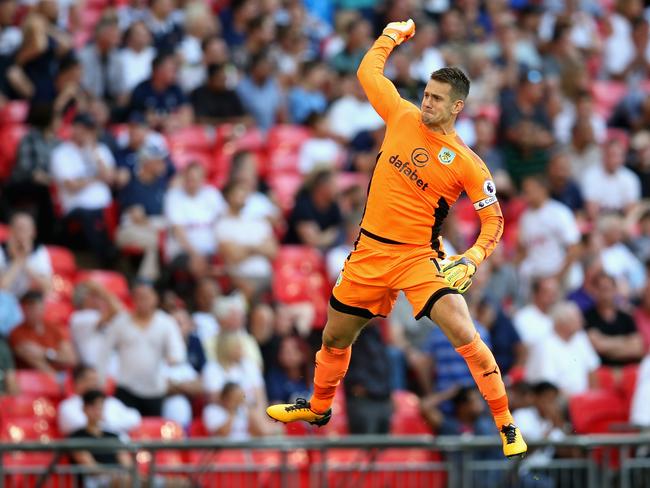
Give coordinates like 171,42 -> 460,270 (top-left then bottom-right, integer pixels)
382,19 -> 416,45
441,255 -> 477,294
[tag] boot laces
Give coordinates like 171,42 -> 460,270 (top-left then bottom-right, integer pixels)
501,424 -> 517,445
285,398 -> 311,412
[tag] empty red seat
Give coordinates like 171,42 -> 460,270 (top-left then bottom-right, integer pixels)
15,370 -> 62,400
569,389 -> 628,434
46,246 -> 77,278
266,125 -> 311,174
130,418 -> 184,441
0,124 -> 28,181
75,270 -> 130,303
267,173 -> 303,213
166,125 -> 216,152
0,396 -> 57,423
390,390 -> 432,435
592,81 -> 627,118
0,223 -> 8,243
1,417 -> 56,443
43,299 -> 74,328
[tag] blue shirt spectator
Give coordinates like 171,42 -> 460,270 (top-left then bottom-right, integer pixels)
236,52 -> 283,131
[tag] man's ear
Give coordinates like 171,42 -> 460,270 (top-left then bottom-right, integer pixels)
452,99 -> 465,116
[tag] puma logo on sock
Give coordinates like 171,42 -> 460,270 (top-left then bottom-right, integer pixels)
482,366 -> 499,377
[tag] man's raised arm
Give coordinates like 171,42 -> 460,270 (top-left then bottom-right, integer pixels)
356,19 -> 415,123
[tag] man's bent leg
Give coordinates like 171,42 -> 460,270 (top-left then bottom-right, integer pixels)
429,293 -> 526,457
266,304 -> 369,424
310,304 -> 369,413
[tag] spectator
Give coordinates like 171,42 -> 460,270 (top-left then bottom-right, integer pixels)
228,150 -> 280,224
584,273 -> 645,367
554,91 -> 606,146
69,280 -> 122,377
284,168 -> 343,250
191,277 -> 221,347
482,242 -> 522,310
517,175 -> 582,291
49,112 -> 116,266
581,137 -> 641,219
0,0 -> 21,57
6,103 -> 59,243
203,381 -> 258,439
129,52 -> 192,132
287,61 -> 329,124
265,335 -> 312,405
190,63 -> 249,125
547,149 -> 585,215
408,22 -> 445,85
345,322 -> 393,434
153,308 -> 205,429
566,115 -> 603,178
0,212 -> 52,298
513,277 -> 560,346
634,279 -> 650,352
68,390 -> 134,488
98,281 -> 186,416
525,301 -> 600,396
471,114 -> 505,174
114,110 -> 168,172
202,330 -> 265,408
630,208 -> 650,265
177,2 -> 217,92
116,142 -> 174,281
630,354 -> 650,426
329,17 -> 371,74
298,112 -> 345,175
236,50 -> 285,131
145,0 -> 183,53
326,214 -> 360,284
233,14 -> 276,69
117,0 -> 149,31
602,0 -> 643,79
215,181 -> 277,300
597,214 -> 645,295
498,69 -> 554,185
163,163 -> 226,297
326,73 -> 383,142
79,13 -> 121,101
0,336 -> 18,395
115,21 -> 155,102
58,364 -> 141,436
9,290 -> 77,373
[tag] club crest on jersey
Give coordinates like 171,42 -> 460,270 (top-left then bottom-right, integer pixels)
438,147 -> 456,165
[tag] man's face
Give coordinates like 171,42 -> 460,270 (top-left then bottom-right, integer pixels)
133,284 -> 158,315
421,80 -> 462,128
84,398 -> 104,425
23,300 -> 44,326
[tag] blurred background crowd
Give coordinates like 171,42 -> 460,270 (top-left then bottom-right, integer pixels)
0,0 -> 650,471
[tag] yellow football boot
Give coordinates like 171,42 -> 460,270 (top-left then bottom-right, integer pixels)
500,424 -> 528,458
266,398 -> 332,426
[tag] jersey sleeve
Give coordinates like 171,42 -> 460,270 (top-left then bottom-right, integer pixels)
356,35 -> 403,123
460,156 -> 504,265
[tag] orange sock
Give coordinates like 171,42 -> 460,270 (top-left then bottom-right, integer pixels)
455,333 -> 513,429
309,345 -> 352,414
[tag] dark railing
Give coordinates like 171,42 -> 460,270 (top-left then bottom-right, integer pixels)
1,434 -> 650,487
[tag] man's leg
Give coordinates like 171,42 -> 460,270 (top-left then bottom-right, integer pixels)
429,293 -> 526,458
266,304 -> 369,424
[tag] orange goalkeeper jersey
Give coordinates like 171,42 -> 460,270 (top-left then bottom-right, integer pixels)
356,35 -> 503,264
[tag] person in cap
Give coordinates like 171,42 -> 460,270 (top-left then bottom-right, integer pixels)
115,141 -> 175,280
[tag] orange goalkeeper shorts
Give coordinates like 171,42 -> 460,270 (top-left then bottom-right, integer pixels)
330,229 -> 459,320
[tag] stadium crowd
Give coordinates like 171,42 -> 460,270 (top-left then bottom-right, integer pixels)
0,0 -> 650,476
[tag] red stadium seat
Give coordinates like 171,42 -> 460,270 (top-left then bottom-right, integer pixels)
0,124 -> 28,181
591,81 -> 627,118
390,390 -> 432,435
267,173 -> 303,213
621,364 -> 639,409
0,223 -> 9,243
170,148 -> 214,172
130,418 -> 184,441
266,125 -> 311,174
75,270 -> 130,303
43,299 -> 74,328
46,246 -> 77,278
0,100 -> 29,125
167,125 -> 216,152
15,370 -> 62,400
1,417 -> 56,443
569,389 -> 628,434
0,396 -> 57,423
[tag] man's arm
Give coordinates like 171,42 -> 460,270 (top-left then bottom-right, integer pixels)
357,20 -> 415,123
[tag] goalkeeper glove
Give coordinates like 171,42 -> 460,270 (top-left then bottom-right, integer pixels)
441,255 -> 477,294
382,19 -> 416,45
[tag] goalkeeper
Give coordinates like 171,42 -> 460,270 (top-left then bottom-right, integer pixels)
267,19 -> 527,458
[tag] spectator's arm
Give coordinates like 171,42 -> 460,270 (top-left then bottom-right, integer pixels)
588,330 -> 645,361
12,341 -> 56,374
47,26 -> 72,57
556,243 -> 581,282
85,281 -> 123,323
4,369 -> 18,395
419,386 -> 459,431
117,450 -> 133,468
53,339 -> 78,368
5,65 -> 34,99
296,221 -> 339,248
218,241 -> 255,264
168,377 -> 203,396
15,16 -> 48,65
69,450 -> 99,468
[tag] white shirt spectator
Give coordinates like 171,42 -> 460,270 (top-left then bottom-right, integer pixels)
161,362 -> 200,428
327,95 -> 383,141
0,26 -> 22,55
580,164 -> 641,213
202,358 -> 263,406
513,304 -> 554,346
215,216 -> 273,279
525,330 -> 600,395
192,311 -> 220,345
116,46 -> 155,94
202,404 -> 249,439
298,137 -> 343,175
409,48 -> 445,84
326,243 -> 352,283
242,192 -> 279,222
70,310 -> 119,379
163,185 -> 227,260
601,243 -> 646,292
58,394 -> 141,435
50,142 -> 115,214
99,310 -> 186,397
603,13 -> 635,77
567,143 -> 602,178
518,199 -> 581,280
0,245 -> 52,298
178,35 -> 205,92
554,106 -> 606,146
630,355 -> 650,426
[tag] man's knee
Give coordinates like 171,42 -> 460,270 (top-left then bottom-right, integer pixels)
322,329 -> 353,348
